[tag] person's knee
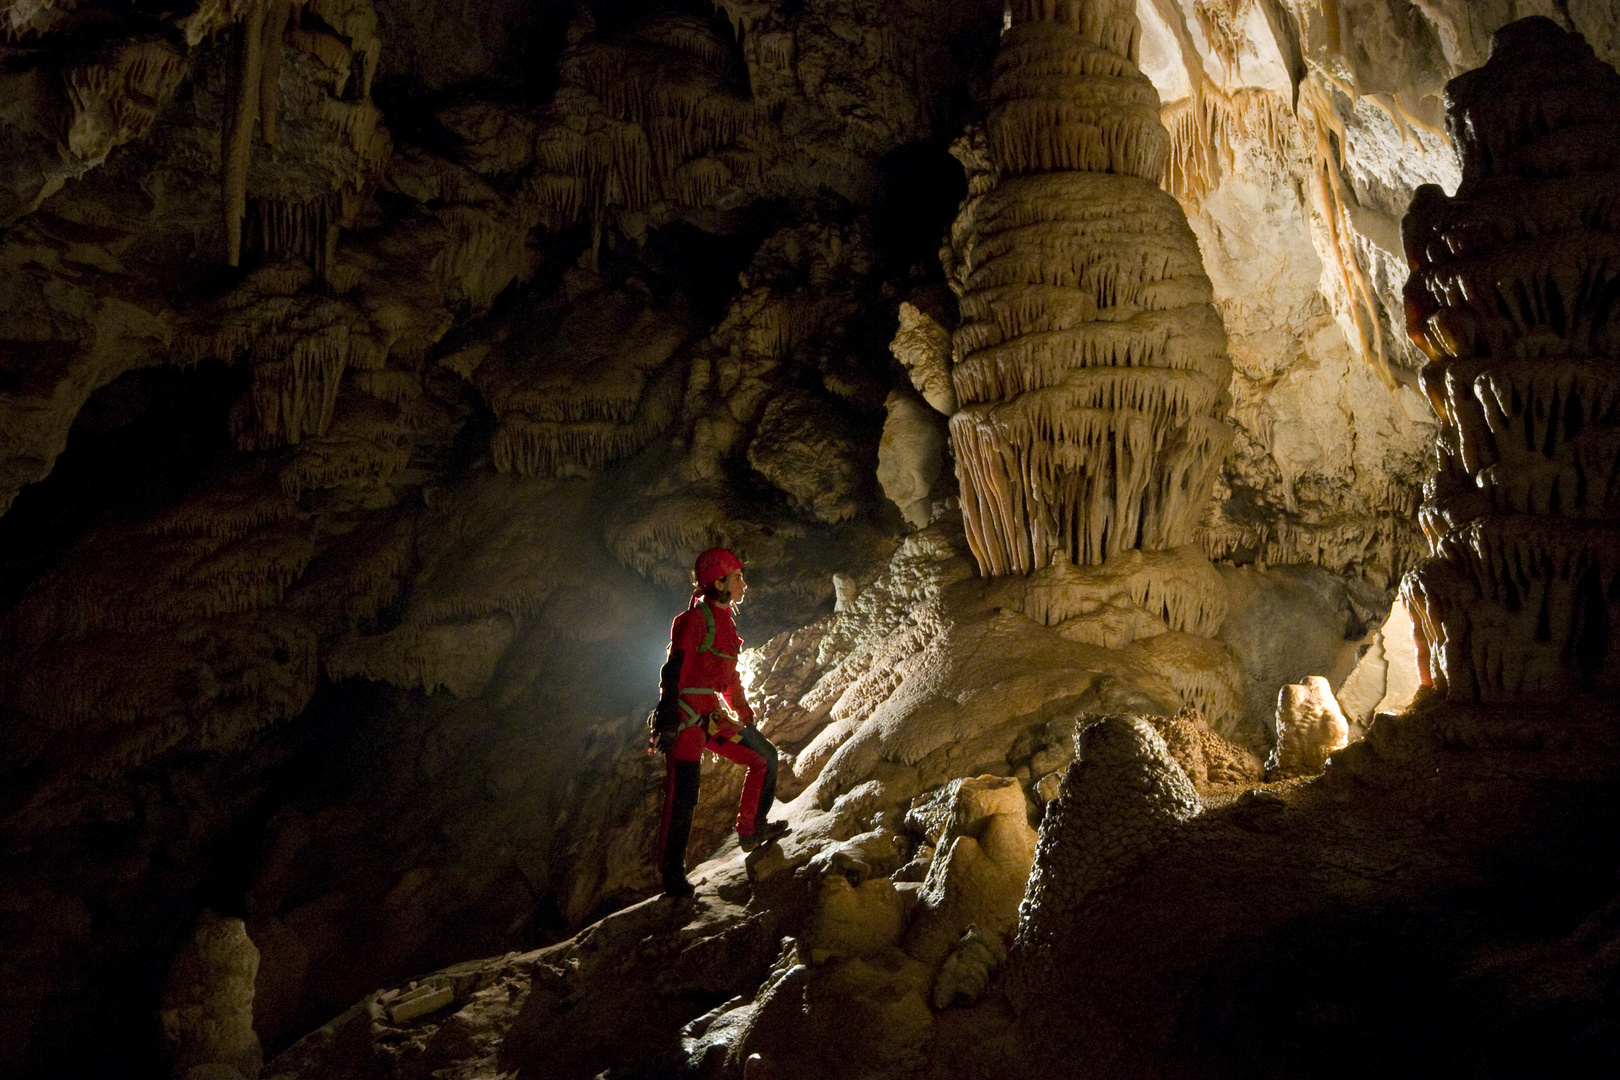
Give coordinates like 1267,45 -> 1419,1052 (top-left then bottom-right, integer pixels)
743,727 -> 777,765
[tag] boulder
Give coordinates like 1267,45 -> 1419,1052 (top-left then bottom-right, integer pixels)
1269,675 -> 1350,778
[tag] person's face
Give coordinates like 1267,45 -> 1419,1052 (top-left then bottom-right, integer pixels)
716,569 -> 746,605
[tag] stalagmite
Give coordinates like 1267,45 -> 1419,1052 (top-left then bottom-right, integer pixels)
949,0 -> 1234,584
1269,675 -> 1350,777
1399,18 -> 1620,702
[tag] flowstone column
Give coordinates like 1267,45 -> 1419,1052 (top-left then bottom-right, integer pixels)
949,0 -> 1234,577
1400,18 -> 1620,703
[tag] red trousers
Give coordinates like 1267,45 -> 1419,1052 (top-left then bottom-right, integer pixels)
665,724 -> 769,833
656,724 -> 777,887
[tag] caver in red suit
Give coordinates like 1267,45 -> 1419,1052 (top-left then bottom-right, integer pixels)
650,548 -> 786,898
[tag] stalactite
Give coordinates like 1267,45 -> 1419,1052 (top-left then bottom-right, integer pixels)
59,34 -> 188,168
476,292 -> 689,478
187,292 -> 383,448
1152,0 -> 1398,386
217,1 -> 384,266
529,12 -> 759,230
604,491 -> 733,581
304,0 -> 380,98
248,195 -> 334,272
1399,18 -> 1620,703
278,392 -> 414,497
949,1 -> 1233,582
288,22 -> 356,92
257,0 -> 291,146
1159,85 -> 1294,206
222,1 -> 266,267
1198,514 -> 1422,588
1192,0 -> 1253,74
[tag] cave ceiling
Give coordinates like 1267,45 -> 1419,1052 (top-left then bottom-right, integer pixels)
1,1 -> 1618,1078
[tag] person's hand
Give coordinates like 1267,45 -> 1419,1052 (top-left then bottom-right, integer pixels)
655,700 -> 682,729
646,702 -> 682,754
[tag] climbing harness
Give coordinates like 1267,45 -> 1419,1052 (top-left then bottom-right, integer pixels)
675,602 -> 745,740
694,601 -> 735,659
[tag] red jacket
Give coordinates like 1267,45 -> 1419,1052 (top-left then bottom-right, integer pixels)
670,599 -> 754,728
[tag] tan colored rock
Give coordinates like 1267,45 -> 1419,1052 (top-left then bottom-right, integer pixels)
904,775 -> 1029,849
808,875 -> 906,961
902,776 -> 1038,967
747,390 -> 865,524
1142,706 -> 1264,790
948,3 -> 1234,579
888,301 -> 957,415
931,924 -> 1006,1010
716,939 -> 935,1080
1269,675 -> 1350,778
1123,630 -> 1245,733
1374,600 -> 1423,716
876,391 -> 946,528
1018,546 -> 1228,644
1335,631 -> 1391,738
475,287 -> 690,478
160,911 -> 263,1080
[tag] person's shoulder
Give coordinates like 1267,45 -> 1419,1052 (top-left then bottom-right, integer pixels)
671,606 -> 703,639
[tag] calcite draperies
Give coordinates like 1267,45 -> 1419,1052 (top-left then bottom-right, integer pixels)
949,0 -> 1233,576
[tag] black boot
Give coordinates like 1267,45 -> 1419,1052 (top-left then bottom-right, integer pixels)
660,759 -> 701,898
738,818 -> 790,852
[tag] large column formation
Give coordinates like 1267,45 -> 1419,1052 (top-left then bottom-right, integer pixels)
1400,18 -> 1620,702
948,0 -> 1234,576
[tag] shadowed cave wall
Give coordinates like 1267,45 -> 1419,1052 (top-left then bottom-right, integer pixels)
1,2 -> 1617,1079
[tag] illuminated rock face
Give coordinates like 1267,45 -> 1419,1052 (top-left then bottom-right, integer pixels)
1400,17 -> 1620,702
949,0 -> 1233,577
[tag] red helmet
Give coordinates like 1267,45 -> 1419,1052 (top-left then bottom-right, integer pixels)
694,547 -> 743,588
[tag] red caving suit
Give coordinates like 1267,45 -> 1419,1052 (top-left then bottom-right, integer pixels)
661,597 -> 771,838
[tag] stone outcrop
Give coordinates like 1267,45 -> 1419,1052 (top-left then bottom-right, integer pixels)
160,911 -> 263,1080
1269,674 -> 1351,777
1005,714 -> 1202,1008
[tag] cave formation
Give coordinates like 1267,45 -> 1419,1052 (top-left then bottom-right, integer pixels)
1,3 -> 1619,1080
